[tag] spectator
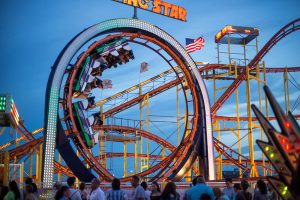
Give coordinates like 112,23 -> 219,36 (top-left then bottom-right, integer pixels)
239,180 -> 252,200
25,177 -> 33,185
79,182 -> 88,200
130,175 -> 146,200
233,183 -> 243,200
67,177 -> 82,200
160,182 -> 180,200
200,194 -> 212,200
141,182 -> 150,200
254,180 -> 268,200
22,177 -> 33,199
267,184 -> 277,200
223,178 -> 235,200
31,183 -> 39,198
150,181 -> 161,200
106,178 -> 127,200
4,180 -> 21,200
24,184 -> 38,200
192,177 -> 197,187
183,177 -> 197,200
0,186 -> 9,199
186,176 -> 214,200
89,178 -> 105,200
233,183 -> 241,192
55,185 -> 71,200
213,187 -> 229,200
54,182 -> 63,192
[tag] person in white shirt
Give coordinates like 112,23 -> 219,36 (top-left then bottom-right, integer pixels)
89,178 -> 105,200
140,181 -> 150,200
67,177 -> 82,200
130,175 -> 146,200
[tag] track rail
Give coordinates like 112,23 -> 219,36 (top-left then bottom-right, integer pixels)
2,124 -> 273,179
214,115 -> 300,121
101,64 -> 300,117
213,138 -> 272,172
0,137 -> 43,159
96,125 -> 175,151
199,64 -> 300,73
98,125 -> 273,175
62,29 -> 204,181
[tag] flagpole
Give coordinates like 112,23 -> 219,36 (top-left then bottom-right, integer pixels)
139,67 -> 141,86
139,73 -> 141,86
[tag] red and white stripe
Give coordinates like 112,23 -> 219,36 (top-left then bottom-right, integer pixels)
186,37 -> 205,53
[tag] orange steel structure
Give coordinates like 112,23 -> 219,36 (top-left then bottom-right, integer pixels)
1,18 -> 300,183
1,64 -> 299,181
62,30 -> 208,182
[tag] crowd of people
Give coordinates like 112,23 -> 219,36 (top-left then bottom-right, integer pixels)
0,177 -> 39,200
0,176 -> 278,200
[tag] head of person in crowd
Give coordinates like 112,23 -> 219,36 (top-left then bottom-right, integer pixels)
213,187 -> 223,199
25,184 -> 34,194
200,193 -> 211,200
91,178 -> 101,190
241,180 -> 249,191
192,177 -> 197,186
197,175 -> 206,184
225,178 -> 233,188
25,177 -> 33,185
256,179 -> 267,195
8,180 -> 20,199
54,181 -> 62,191
79,182 -> 86,191
67,176 -> 76,188
151,181 -> 160,192
130,175 -> 140,188
0,186 -> 9,199
31,183 -> 38,194
141,181 -> 148,191
112,178 -> 121,190
55,185 -> 70,200
233,183 -> 242,193
161,181 -> 177,199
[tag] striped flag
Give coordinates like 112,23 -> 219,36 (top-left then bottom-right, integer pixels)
186,36 -> 205,53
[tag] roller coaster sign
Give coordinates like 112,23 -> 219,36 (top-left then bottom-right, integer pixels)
113,0 -> 187,22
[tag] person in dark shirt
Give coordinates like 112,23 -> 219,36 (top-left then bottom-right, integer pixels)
235,180 -> 252,200
253,180 -> 268,200
160,182 -> 180,200
150,181 -> 161,200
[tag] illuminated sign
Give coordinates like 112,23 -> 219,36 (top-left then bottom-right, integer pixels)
215,25 -> 259,45
113,0 -> 187,22
0,96 -> 6,112
10,99 -> 20,126
0,95 -> 20,127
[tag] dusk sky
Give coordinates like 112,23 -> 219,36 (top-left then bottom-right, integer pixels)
1,1 -> 299,178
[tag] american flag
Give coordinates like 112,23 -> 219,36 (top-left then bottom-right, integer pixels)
186,36 -> 205,53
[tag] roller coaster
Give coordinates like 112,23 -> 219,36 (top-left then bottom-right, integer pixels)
0,18 -> 299,190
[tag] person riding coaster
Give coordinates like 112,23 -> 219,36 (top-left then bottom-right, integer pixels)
71,100 -> 100,148
73,37 -> 134,98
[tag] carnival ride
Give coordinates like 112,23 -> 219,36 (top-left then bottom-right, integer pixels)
252,86 -> 300,199
0,18 -> 300,190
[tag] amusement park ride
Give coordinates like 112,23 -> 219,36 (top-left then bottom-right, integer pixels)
0,2 -> 300,199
